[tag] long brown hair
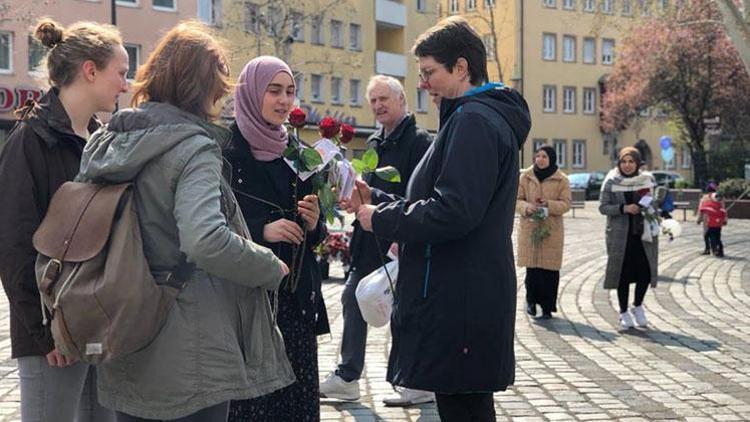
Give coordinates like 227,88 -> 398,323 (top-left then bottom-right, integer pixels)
33,18 -> 122,88
130,21 -> 231,119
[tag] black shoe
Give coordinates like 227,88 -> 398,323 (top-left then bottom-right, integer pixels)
702,249 -> 711,255
526,303 -> 537,317
539,312 -> 552,320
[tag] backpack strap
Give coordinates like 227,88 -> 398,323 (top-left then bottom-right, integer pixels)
157,255 -> 195,290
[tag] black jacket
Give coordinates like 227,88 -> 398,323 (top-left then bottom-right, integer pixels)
0,89 -> 99,358
371,84 -> 531,393
224,124 -> 330,335
349,113 -> 432,274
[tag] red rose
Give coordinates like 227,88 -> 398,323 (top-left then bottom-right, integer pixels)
288,107 -> 306,128
319,117 -> 340,139
340,123 -> 355,144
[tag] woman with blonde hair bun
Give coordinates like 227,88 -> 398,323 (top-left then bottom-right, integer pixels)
0,17 -> 128,422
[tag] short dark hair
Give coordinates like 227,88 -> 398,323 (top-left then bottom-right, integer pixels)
412,16 -> 488,86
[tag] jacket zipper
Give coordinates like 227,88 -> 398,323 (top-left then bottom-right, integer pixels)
422,244 -> 432,298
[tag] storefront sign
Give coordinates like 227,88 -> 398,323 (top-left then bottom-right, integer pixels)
0,86 -> 43,113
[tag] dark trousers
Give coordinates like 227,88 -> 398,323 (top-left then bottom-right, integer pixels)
617,279 -> 650,314
116,402 -> 229,422
707,227 -> 723,255
525,268 -> 560,314
335,270 -> 368,381
435,392 -> 496,422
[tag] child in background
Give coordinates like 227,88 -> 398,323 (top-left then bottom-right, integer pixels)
699,192 -> 727,257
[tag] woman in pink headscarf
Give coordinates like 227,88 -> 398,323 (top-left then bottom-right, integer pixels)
224,56 -> 329,421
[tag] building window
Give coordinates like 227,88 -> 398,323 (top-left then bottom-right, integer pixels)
543,33 -> 556,61
244,2 -> 260,33
639,0 -> 650,16
554,139 -> 567,168
583,0 -> 595,11
311,74 -> 323,102
417,89 -> 429,112
572,139 -> 586,168
563,0 -> 576,9
658,0 -> 669,10
198,0 -> 221,26
27,35 -> 47,74
622,0 -> 633,15
583,88 -> 596,114
330,20 -> 343,48
0,32 -> 12,74
562,35 -> 576,62
601,0 -> 614,14
583,37 -> 596,64
266,6 -> 282,36
450,0 -> 458,13
639,107 -> 650,117
681,147 -> 691,169
294,73 -> 304,100
124,44 -> 140,80
563,87 -> 576,113
311,16 -> 324,45
331,77 -> 343,104
543,85 -> 556,113
152,0 -> 175,10
485,0 -> 496,6
484,35 -> 496,60
602,38 -> 615,64
290,12 -> 304,41
116,0 -> 137,5
417,0 -> 427,12
350,79 -> 361,105
349,23 -> 361,50
467,0 -> 477,10
543,0 -> 556,7
197,0 -> 218,25
533,139 -> 547,151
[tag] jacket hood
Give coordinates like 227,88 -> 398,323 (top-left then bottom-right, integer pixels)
440,83 -> 531,149
79,102 -> 230,183
17,88 -> 100,148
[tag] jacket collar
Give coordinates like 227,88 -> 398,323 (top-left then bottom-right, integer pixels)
368,113 -> 415,149
438,82 -> 506,126
521,166 -> 564,183
19,88 -> 100,148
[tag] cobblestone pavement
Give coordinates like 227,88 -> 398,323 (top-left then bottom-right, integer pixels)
0,204 -> 748,421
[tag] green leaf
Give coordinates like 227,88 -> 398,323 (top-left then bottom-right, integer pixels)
351,159 -> 367,174
362,148 -> 379,171
311,173 -> 325,193
374,166 -> 401,183
282,145 -> 299,161
300,148 -> 323,170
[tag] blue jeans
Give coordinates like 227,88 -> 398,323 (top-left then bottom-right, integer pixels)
335,270 -> 368,382
18,356 -> 114,422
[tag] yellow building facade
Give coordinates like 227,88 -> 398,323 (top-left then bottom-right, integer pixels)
219,0 -> 440,158
444,0 -> 693,178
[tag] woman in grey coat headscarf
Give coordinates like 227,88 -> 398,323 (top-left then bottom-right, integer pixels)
599,147 -> 659,329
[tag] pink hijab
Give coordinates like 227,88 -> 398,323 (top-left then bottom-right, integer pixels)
235,56 -> 294,161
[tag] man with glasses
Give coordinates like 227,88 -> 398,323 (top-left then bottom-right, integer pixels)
354,17 -> 531,421
319,75 -> 433,406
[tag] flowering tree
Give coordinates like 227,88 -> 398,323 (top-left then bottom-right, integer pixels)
601,0 -> 750,186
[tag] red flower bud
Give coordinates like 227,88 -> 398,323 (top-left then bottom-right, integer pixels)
340,123 -> 355,144
319,116 -> 340,139
288,107 -> 307,128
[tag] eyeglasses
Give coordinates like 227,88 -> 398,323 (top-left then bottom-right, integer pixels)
418,67 -> 438,83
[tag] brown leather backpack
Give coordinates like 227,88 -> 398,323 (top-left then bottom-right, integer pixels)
32,182 -> 191,364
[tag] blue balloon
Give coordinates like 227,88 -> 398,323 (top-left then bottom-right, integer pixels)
659,136 -> 672,150
661,147 -> 674,163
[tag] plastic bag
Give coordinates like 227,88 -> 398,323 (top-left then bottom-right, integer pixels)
355,260 -> 399,327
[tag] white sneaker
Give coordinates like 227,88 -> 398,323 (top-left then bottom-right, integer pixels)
620,311 -> 635,329
383,387 -> 435,407
319,371 -> 360,401
630,305 -> 648,327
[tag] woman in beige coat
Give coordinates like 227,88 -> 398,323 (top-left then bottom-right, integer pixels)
516,146 -> 571,319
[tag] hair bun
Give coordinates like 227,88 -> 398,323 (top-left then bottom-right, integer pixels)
34,19 -> 64,48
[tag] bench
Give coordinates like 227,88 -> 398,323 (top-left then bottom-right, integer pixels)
673,201 -> 692,221
570,200 -> 585,217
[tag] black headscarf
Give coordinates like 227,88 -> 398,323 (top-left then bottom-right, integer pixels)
533,145 -> 558,183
